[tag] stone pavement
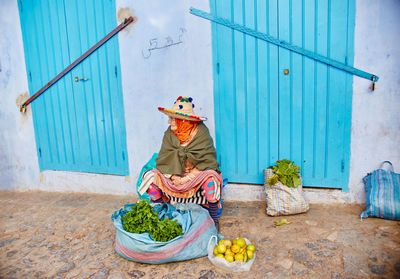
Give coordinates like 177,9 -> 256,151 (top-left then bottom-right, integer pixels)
0,190 -> 399,279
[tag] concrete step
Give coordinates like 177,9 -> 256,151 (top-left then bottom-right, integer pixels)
223,183 -> 353,203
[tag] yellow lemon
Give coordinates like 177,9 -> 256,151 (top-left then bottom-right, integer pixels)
232,239 -> 238,245
216,253 -> 224,259
234,253 -> 244,261
213,246 -> 219,256
225,254 -> 234,263
247,250 -> 254,260
225,249 -> 233,256
231,244 -> 240,254
224,239 -> 232,248
237,238 -> 246,248
218,239 -> 225,246
217,244 -> 227,254
247,244 -> 256,252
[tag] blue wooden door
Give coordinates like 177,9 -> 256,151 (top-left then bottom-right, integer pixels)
18,0 -> 129,175
211,0 -> 355,190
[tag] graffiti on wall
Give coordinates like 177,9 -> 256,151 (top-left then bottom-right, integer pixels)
142,28 -> 186,59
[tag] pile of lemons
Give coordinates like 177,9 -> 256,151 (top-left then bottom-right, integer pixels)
213,238 -> 255,263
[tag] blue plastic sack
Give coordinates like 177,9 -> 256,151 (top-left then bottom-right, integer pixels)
111,202 -> 219,264
361,161 -> 400,220
136,153 -> 158,201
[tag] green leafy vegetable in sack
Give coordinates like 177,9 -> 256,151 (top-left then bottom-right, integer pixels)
121,199 -> 183,242
267,159 -> 301,188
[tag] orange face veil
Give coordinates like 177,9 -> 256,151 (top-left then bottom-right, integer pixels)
171,118 -> 198,143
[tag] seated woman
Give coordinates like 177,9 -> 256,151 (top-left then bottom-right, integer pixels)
138,96 -> 223,230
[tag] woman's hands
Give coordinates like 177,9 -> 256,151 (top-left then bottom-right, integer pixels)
170,163 -> 201,186
170,175 -> 181,185
189,168 -> 201,176
171,175 -> 185,186
170,174 -> 192,186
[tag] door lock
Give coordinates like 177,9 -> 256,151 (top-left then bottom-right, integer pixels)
284,69 -> 289,75
74,76 -> 89,82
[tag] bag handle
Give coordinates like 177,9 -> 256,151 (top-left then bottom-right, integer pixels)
379,161 -> 394,172
207,235 -> 218,251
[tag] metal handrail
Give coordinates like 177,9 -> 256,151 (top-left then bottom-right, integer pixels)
20,17 -> 134,113
190,8 -> 378,85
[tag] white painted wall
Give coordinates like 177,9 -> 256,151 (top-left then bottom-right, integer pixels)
0,0 -> 399,203
0,0 -> 39,190
348,0 -> 400,202
116,0 -> 215,192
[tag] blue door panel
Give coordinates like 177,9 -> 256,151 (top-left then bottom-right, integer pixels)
233,0 -> 247,174
19,0 -> 72,169
277,0 -> 291,161
267,0 -> 280,167
255,0 -> 271,180
244,0 -> 258,177
302,0 -> 316,184
289,0 -> 304,171
211,0 -> 354,189
18,0 -> 129,175
213,0 -> 236,174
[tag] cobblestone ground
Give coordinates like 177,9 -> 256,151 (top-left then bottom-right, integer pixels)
0,190 -> 399,279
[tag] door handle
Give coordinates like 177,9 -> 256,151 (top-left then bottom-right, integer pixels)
74,76 -> 89,82
284,69 -> 289,75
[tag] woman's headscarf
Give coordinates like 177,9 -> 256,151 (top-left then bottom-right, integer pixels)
172,118 -> 199,144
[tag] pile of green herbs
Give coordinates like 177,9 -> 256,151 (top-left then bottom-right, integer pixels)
121,199 -> 183,242
267,159 -> 301,188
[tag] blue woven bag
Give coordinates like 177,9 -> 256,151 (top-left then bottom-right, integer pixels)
361,161 -> 400,220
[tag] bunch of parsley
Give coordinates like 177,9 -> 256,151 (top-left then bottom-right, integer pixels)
267,159 -> 301,188
121,199 -> 183,242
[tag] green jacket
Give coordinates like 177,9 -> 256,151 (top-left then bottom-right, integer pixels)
156,123 -> 220,175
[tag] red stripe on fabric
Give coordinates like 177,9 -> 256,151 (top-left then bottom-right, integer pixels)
116,217 -> 214,262
152,169 -> 222,193
157,169 -> 221,192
